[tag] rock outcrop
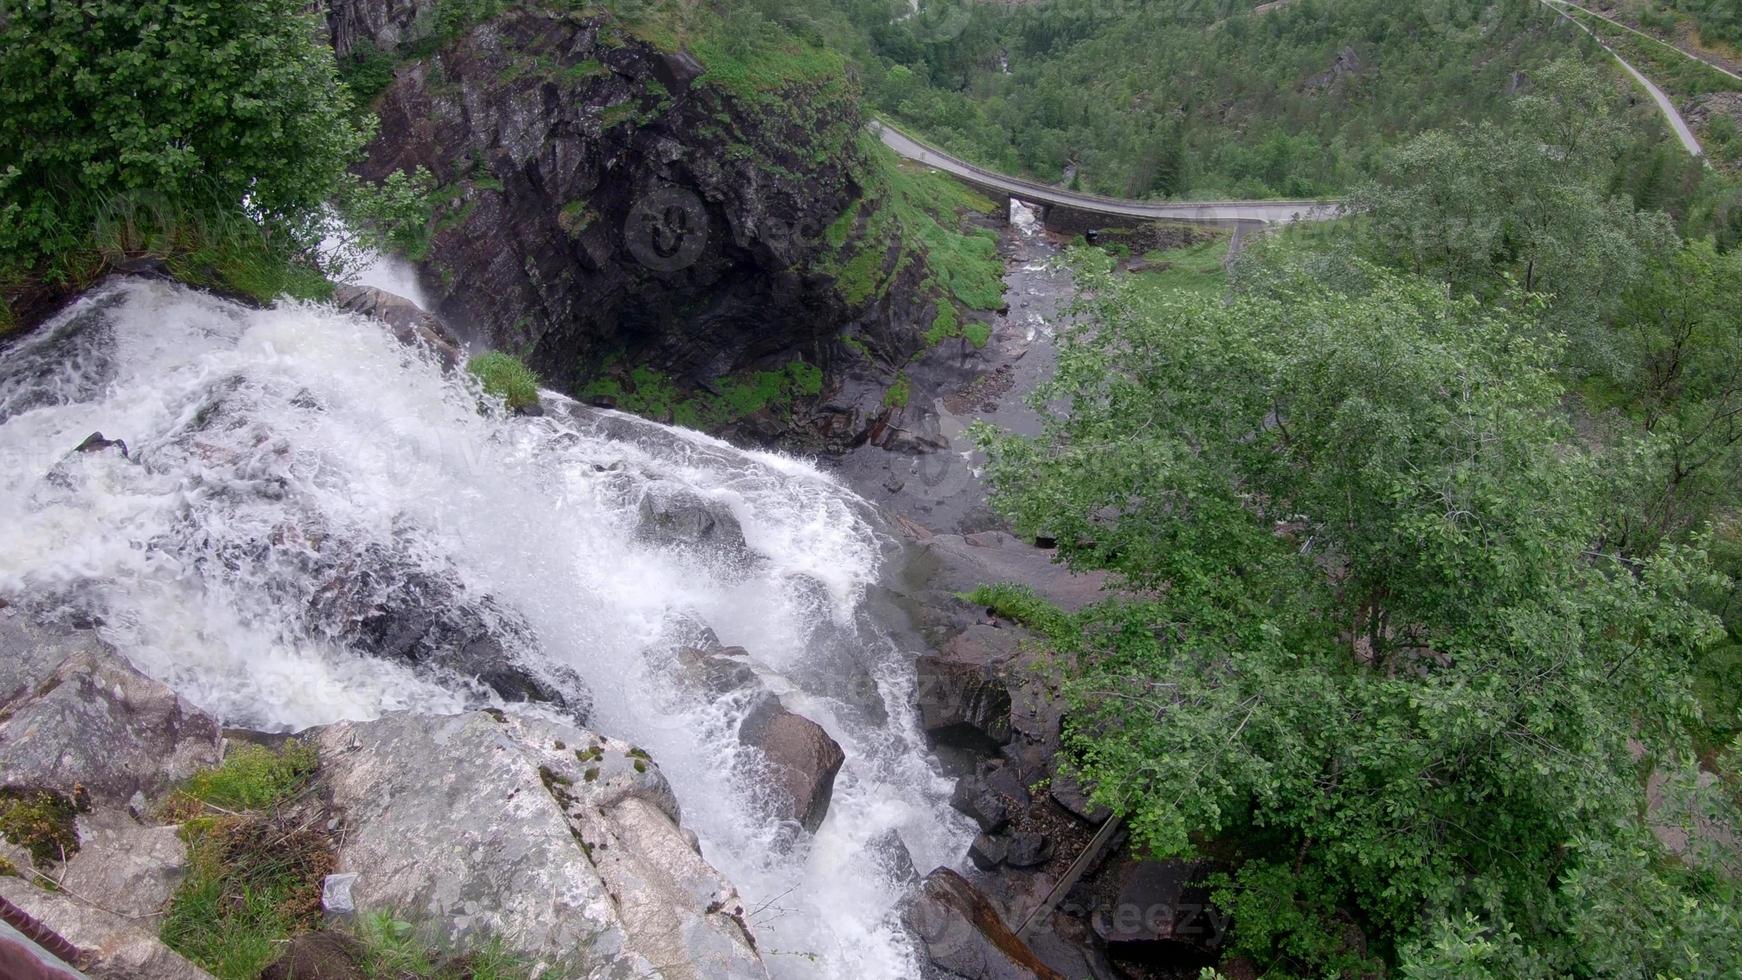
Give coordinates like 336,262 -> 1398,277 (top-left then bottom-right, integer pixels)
0,613 -> 222,806
315,709 -> 767,978
0,612 -> 218,979
328,1 -> 934,435
903,868 -> 1064,980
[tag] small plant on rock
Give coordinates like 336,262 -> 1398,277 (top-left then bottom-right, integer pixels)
467,351 -> 541,412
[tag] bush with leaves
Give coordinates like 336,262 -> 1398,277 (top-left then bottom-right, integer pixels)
976,257 -> 1739,975
0,0 -> 368,288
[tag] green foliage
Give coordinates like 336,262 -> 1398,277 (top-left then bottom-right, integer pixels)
882,372 -> 911,408
338,40 -> 401,107
581,358 -> 824,429
852,0 -> 1638,199
468,352 -> 542,412
1349,60 -> 1679,366
340,167 -> 438,261
975,256 -> 1736,975
353,911 -> 535,978
0,0 -> 366,293
161,742 -> 329,979
819,135 -> 1003,339
0,788 -> 81,868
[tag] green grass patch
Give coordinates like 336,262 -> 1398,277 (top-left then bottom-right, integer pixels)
1694,640 -> 1742,753
1129,235 -> 1231,299
175,741 -> 319,812
160,741 -> 330,980
468,351 -> 541,412
964,583 -> 1075,640
817,136 -> 1005,345
581,357 -> 824,429
353,911 -> 537,978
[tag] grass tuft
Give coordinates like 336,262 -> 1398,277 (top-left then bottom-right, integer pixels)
468,351 -> 542,412
160,741 -> 329,979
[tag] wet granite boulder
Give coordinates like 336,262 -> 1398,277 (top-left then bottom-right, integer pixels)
313,709 -> 767,979
737,695 -> 846,834
670,645 -> 847,834
902,868 -> 1064,980
0,613 -> 222,805
915,656 -> 1011,753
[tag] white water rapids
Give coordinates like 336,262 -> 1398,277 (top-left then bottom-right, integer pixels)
0,278 -> 974,978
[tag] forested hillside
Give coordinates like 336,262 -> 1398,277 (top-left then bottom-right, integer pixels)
742,0 -> 1738,208
973,54 -> 1742,980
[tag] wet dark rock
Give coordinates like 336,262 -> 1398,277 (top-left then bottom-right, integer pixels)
968,833 -> 1008,870
868,828 -> 920,887
738,696 -> 846,833
950,776 -> 1012,834
673,645 -> 758,697
259,931 -> 367,980
1005,832 -> 1053,868
1091,858 -> 1223,952
916,655 -> 1011,752
319,556 -> 590,719
1024,910 -> 1120,980
902,868 -> 1065,980
668,643 -> 846,835
73,431 -> 127,458
331,285 -> 460,370
1049,769 -> 1112,826
636,489 -> 748,556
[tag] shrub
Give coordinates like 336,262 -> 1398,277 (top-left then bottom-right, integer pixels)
0,0 -> 366,295
468,352 -> 542,411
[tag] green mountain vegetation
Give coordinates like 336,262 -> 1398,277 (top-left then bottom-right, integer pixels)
977,55 -> 1742,980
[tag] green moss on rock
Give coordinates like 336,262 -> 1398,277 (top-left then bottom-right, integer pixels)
0,788 -> 81,867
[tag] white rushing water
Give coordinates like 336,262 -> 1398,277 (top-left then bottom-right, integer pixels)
0,278 -> 973,978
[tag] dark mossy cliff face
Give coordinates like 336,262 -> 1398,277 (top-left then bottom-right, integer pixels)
328,1 -> 959,444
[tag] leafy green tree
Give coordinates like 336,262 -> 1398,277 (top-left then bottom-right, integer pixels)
1599,240 -> 1742,556
1352,60 -> 1678,363
977,258 -> 1737,976
0,0 -> 368,280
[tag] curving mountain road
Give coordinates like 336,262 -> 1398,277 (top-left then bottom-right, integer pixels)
1541,0 -> 1705,158
876,3 -> 1714,224
871,121 -> 1342,226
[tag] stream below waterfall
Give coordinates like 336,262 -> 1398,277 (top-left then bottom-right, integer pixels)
0,277 -> 977,979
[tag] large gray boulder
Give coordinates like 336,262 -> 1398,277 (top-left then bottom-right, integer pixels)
902,868 -> 1064,980
670,646 -> 846,833
314,709 -> 766,979
737,696 -> 845,834
0,612 -> 221,805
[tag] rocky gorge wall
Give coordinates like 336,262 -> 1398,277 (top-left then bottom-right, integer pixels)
329,0 -> 953,446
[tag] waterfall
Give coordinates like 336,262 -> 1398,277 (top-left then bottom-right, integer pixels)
0,278 -> 975,978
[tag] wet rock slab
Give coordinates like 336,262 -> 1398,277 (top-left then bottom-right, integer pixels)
314,708 -> 767,978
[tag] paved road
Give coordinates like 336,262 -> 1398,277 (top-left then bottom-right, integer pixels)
1547,0 -> 1742,83
1541,0 -> 1705,158
871,122 -> 1342,226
